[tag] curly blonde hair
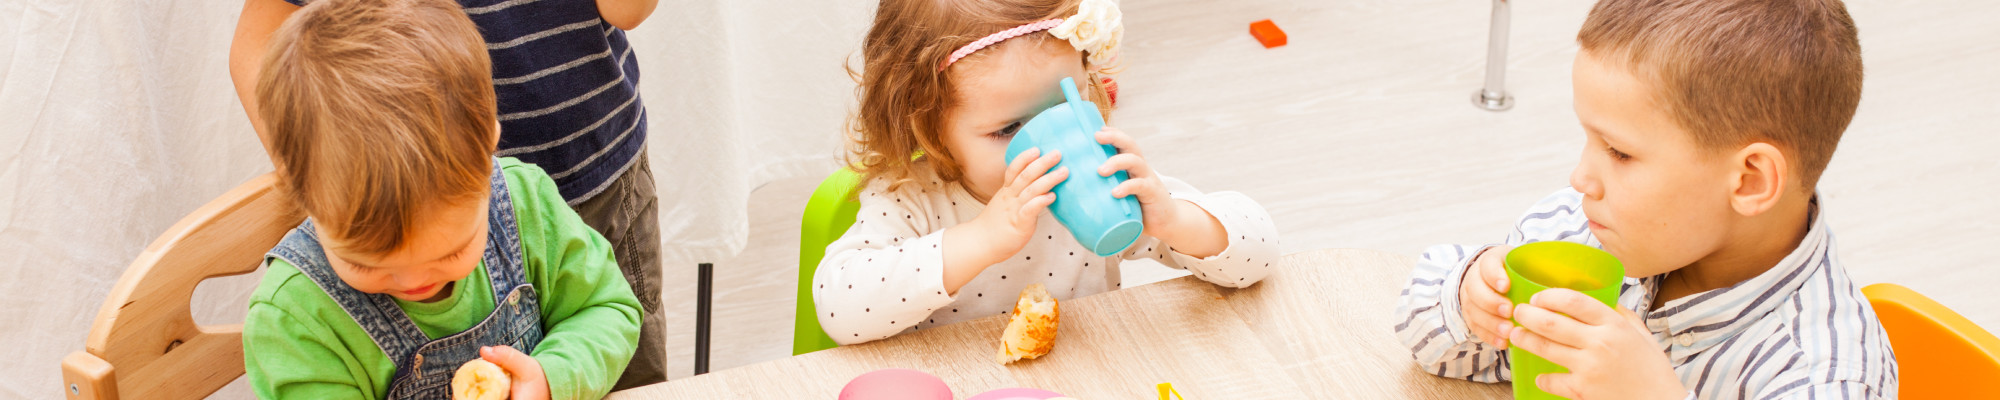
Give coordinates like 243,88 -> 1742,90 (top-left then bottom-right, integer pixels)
845,0 -> 1114,192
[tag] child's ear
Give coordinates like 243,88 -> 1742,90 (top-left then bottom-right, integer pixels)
1728,142 -> 1789,217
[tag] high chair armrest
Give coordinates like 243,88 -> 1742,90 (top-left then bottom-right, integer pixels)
61,351 -> 117,400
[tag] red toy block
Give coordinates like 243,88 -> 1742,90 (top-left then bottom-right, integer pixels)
1249,19 -> 1287,48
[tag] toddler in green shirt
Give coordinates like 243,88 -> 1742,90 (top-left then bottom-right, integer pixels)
241,0 -> 641,398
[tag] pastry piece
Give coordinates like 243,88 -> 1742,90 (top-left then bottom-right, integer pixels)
996,284 -> 1060,364
452,359 -> 511,400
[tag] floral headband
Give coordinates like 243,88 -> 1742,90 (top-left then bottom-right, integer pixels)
938,0 -> 1125,72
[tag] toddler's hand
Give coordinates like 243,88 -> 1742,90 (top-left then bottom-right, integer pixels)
480,345 -> 550,400
1093,127 -> 1179,231
1094,127 -> 1232,257
967,147 -> 1067,266
1459,245 -> 1516,348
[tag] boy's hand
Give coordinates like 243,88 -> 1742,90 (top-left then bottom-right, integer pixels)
595,0 -> 659,30
481,345 -> 552,400
1509,289 -> 1687,400
966,147 -> 1067,266
1458,245 -> 1515,348
1094,127 -> 1225,257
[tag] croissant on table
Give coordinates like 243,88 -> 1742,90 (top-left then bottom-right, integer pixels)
996,284 -> 1060,364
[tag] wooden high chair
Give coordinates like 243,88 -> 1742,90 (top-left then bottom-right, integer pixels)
59,173 -> 303,400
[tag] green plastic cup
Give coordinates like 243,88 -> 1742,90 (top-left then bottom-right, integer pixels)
1503,241 -> 1624,400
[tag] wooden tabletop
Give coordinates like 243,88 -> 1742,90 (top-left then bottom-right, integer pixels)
611,249 -> 1507,399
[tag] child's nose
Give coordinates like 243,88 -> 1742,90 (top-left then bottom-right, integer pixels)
1569,163 -> 1602,199
392,272 -> 428,289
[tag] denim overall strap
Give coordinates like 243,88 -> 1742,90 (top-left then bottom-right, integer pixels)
381,160 -> 545,399
266,161 -> 543,399
268,219 -> 432,371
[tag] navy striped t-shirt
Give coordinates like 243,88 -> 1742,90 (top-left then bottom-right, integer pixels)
284,0 -> 648,204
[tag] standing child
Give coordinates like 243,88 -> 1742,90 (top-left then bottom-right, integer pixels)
813,0 -> 1283,345
240,0 -> 641,398
1393,0 -> 1895,398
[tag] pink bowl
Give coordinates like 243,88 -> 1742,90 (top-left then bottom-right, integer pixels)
838,369 -> 953,400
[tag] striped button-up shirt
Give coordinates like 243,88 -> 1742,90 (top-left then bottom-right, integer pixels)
1393,188 -> 1897,399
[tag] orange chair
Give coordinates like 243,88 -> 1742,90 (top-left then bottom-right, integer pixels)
59,174 -> 303,400
1863,283 -> 2000,398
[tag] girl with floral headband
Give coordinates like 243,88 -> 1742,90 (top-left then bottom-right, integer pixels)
812,0 -> 1282,345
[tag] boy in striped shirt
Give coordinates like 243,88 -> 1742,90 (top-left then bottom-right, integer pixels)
1394,0 -> 1896,398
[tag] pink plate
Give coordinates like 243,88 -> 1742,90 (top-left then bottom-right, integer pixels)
837,369 -> 952,400
965,388 -> 1065,400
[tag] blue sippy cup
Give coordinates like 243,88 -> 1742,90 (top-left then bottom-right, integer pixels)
1003,77 -> 1144,257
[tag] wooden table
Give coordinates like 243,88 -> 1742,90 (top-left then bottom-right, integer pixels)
612,249 -> 1508,399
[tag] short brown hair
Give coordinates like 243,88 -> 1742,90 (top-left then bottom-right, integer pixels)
1579,0 -> 1863,189
846,0 -> 1113,191
257,0 -> 497,255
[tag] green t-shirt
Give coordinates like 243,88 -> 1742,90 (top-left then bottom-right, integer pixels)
243,158 -> 641,399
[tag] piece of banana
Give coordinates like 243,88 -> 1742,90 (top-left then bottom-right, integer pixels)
452,359 -> 512,400
996,284 -> 1060,364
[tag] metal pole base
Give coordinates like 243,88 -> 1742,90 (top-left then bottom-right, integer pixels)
1471,89 -> 1514,112
1473,0 -> 1514,112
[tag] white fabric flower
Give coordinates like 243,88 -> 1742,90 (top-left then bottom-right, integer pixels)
1090,25 -> 1123,66
1050,0 -> 1123,67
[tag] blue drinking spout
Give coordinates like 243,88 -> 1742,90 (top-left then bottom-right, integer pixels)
1058,77 -> 1091,131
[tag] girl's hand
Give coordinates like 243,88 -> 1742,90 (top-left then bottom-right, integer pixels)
1094,127 -> 1226,257
1509,289 -> 1688,400
480,345 -> 551,400
943,148 -> 1066,292
975,147 -> 1067,257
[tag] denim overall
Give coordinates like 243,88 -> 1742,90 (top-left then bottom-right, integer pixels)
268,164 -> 544,399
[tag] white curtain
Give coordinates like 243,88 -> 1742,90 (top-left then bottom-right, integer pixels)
0,0 -> 869,396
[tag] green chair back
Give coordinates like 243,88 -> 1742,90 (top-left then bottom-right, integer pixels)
794,168 -> 864,355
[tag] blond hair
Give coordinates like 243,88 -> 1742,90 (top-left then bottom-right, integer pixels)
256,0 -> 498,255
845,0 -> 1113,191
1579,0 -> 1863,189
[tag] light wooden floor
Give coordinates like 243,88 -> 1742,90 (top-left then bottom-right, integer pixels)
660,0 -> 2000,380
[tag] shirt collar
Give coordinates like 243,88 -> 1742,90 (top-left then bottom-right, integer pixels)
1637,196 -> 1829,355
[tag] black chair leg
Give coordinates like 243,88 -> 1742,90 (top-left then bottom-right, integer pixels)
694,262 -> 713,375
